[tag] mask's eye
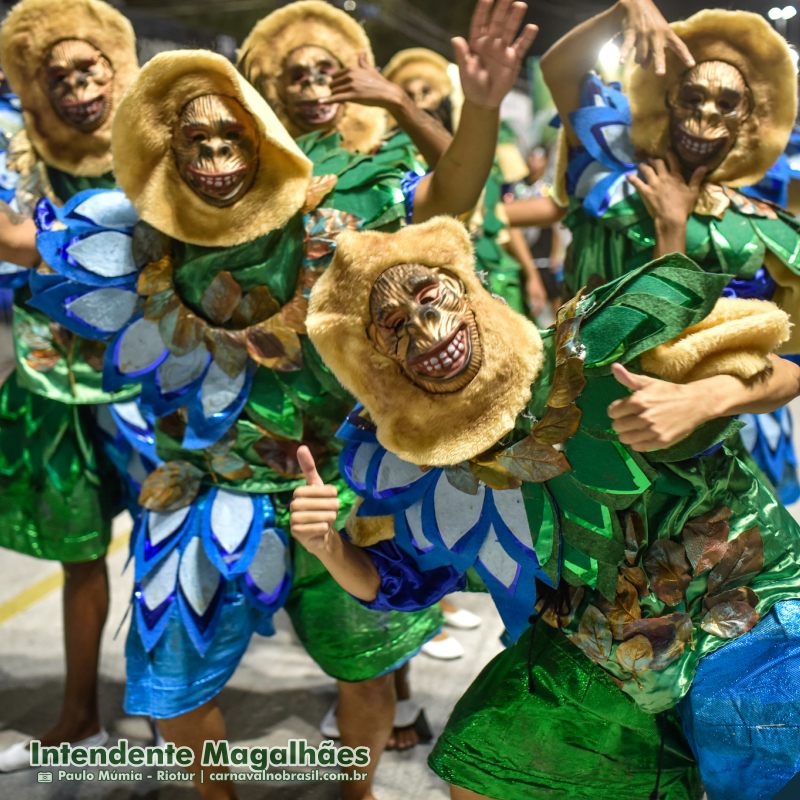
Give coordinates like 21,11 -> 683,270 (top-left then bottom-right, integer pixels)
288,68 -> 310,86
417,283 -> 440,304
383,311 -> 406,333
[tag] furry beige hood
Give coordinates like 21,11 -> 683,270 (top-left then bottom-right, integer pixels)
0,0 -> 138,177
238,0 -> 386,153
112,50 -> 312,248
383,47 -> 453,98
306,217 -> 545,466
626,9 -> 797,188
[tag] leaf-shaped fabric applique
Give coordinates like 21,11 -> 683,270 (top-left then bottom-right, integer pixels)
707,526 -> 764,595
700,600 -> 760,639
66,287 -> 138,334
622,612 -> 693,670
132,223 -> 171,266
245,320 -> 303,372
547,356 -> 586,408
139,460 -> 203,511
66,231 -> 137,278
532,404 -> 582,445
79,338 -> 107,372
204,328 -> 249,378
682,507 -> 732,574
143,289 -> 179,322
569,604 -> 612,663
210,449 -> 254,482
277,292 -> 309,335
615,634 -> 654,677
253,435 -> 303,478
138,255 -> 174,297
231,285 -> 280,328
200,271 -> 243,326
624,511 -> 645,565
445,463 -> 481,495
643,539 -> 691,606
165,306 -> 206,357
302,173 -> 338,213
469,460 -> 522,490
495,435 -> 571,483
115,317 -> 168,376
619,565 -> 649,598
703,585 -> 759,610
537,585 -> 585,629
599,572 -> 642,639
27,348 -> 61,372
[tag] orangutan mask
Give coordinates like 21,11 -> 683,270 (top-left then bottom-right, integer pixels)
667,60 -> 752,169
172,95 -> 258,207
45,39 -> 114,132
278,45 -> 344,132
368,263 -> 483,393
402,77 -> 444,113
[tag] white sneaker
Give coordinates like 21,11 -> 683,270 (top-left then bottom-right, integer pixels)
0,729 -> 109,773
319,699 -> 425,738
320,703 -> 340,739
421,633 -> 465,660
443,607 -> 483,630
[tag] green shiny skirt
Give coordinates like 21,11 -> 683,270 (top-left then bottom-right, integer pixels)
429,622 -> 701,800
0,377 -> 113,562
285,543 -> 443,682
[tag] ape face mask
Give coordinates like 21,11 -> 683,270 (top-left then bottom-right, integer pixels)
368,263 -> 483,394
172,94 -> 259,207
668,60 -> 752,170
45,39 -> 113,133
402,77 -> 444,113
278,45 -> 344,133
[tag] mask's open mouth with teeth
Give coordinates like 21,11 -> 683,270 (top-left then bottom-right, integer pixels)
58,96 -> 108,130
409,325 -> 471,382
674,126 -> 727,163
294,100 -> 338,126
186,166 -> 248,201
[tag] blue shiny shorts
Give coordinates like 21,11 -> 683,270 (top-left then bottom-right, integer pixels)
679,600 -> 800,800
124,589 -> 273,719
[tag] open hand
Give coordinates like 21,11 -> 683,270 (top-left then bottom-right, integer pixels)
289,446 -> 340,553
608,363 -> 710,451
618,0 -> 695,75
453,0 -> 538,110
324,52 -> 406,111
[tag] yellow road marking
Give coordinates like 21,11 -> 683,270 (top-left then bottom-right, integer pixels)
0,529 -> 130,625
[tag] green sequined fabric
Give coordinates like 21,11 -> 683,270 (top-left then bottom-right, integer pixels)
429,622 -> 700,800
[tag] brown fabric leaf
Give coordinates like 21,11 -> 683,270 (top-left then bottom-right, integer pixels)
568,605 -> 612,663
205,328 -> 249,378
623,612 -> 693,670
700,600 -> 760,639
707,527 -> 765,595
200,271 -> 243,325
210,450 -> 254,482
137,255 -> 174,297
79,339 -> 106,372
49,322 -> 72,349
27,349 -> 61,372
157,411 -> 186,441
615,634 -> 654,676
231,285 -> 281,328
547,355 -> 586,409
495,435 -> 571,483
168,306 -> 206,356
468,461 -> 522,491
278,293 -> 309,335
624,511 -> 645,565
253,436 -> 303,479
532,405 -> 582,446
444,464 -> 481,495
302,174 -> 338,213
139,460 -> 203,511
245,322 -> 303,372
620,566 -> 649,598
132,223 -> 171,267
703,586 -> 759,611
599,573 -> 642,640
143,288 -> 179,322
682,507 -> 732,574
643,539 -> 692,606
537,585 -> 585,629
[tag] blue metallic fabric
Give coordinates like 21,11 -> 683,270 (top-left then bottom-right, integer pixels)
125,586 -> 271,719
360,536 -> 466,612
740,408 -> 800,506
678,600 -> 800,800
400,169 -> 426,223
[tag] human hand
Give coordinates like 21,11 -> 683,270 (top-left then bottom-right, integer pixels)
618,0 -> 695,75
324,52 -> 406,111
289,446 -> 340,553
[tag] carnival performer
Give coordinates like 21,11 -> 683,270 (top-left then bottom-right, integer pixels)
27,3 -> 537,794
0,0 -> 139,772
541,0 -> 800,546
292,216 -> 800,800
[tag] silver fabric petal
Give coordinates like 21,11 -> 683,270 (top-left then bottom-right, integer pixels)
157,347 -> 209,393
247,528 -> 288,597
200,362 -> 246,418
141,548 -> 180,610
149,507 -> 191,548
405,501 -> 434,549
66,231 -> 137,277
127,450 -> 148,487
178,537 -> 221,617
491,488 -> 533,551
112,400 -> 148,431
117,318 -> 167,375
351,442 -> 378,485
433,473 -> 486,549
477,527 -> 518,588
72,192 -> 139,229
210,490 -> 254,554
376,451 -> 425,493
66,287 -> 137,332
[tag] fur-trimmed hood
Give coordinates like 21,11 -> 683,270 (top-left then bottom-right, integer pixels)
626,9 -> 797,187
306,217 -> 545,466
237,0 -> 386,153
0,0 -> 138,177
112,50 -> 312,248
383,47 -> 453,98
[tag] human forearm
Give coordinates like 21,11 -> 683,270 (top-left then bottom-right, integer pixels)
654,219 -> 687,257
505,197 -> 566,227
389,91 -> 452,168
309,531 -> 382,603
0,204 -> 38,267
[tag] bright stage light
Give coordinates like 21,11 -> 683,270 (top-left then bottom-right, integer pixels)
599,40 -> 621,72
785,6 -> 798,20
770,7 -> 784,19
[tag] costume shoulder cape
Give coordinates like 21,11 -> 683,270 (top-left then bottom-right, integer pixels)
339,254 -> 800,712
563,74 -> 800,299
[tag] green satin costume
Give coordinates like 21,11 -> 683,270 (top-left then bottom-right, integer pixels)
0,169 -> 134,562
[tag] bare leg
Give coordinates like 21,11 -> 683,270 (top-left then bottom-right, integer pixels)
158,699 -> 236,800
450,785 -> 492,800
39,557 -> 108,745
386,663 -> 418,751
336,674 -> 395,800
